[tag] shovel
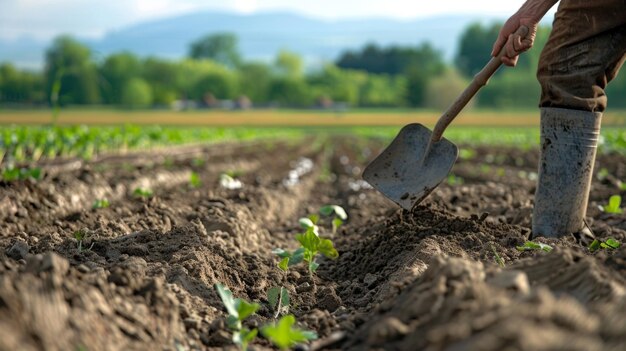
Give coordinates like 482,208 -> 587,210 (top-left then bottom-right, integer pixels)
363,26 -> 529,210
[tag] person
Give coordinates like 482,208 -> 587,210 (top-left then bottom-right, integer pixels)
492,0 -> 626,240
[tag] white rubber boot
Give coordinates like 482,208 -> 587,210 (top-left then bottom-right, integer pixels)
532,107 -> 602,239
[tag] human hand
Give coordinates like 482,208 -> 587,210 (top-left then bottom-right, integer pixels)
491,14 -> 538,67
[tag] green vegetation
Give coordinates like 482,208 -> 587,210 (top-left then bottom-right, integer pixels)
189,171 -> 201,188
261,315 -> 317,350
1,166 -> 41,181
516,241 -> 553,253
602,195 -> 623,214
92,198 -> 110,209
13,23 -> 626,110
132,187 -> 153,198
214,283 -> 260,351
589,238 -> 621,252
267,286 -> 290,318
73,230 -> 93,252
490,243 -> 505,268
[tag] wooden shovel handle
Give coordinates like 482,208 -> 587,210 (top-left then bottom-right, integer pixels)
430,25 -> 529,142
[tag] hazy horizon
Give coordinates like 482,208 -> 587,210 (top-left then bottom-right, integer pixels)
1,0 -> 539,41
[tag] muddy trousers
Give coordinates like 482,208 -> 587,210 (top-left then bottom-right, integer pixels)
532,0 -> 626,238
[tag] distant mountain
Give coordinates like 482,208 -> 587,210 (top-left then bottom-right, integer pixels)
0,11 -> 507,69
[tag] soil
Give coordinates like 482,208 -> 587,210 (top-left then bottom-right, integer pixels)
0,137 -> 625,351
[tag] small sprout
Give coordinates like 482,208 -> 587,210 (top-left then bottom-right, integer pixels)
267,286 -> 290,318
320,205 -> 347,221
296,227 -> 338,273
490,243 -> 505,268
320,205 -> 347,235
332,218 -> 343,235
597,167 -> 609,180
261,315 -> 317,350
308,214 -> 320,224
92,199 -> 110,209
459,149 -> 476,160
273,248 -> 305,270
190,171 -> 201,188
590,238 -> 621,252
133,187 -> 153,198
446,174 -> 464,186
516,241 -> 553,253
215,283 -> 260,350
74,230 -> 94,252
601,195 -> 622,214
220,173 -> 243,190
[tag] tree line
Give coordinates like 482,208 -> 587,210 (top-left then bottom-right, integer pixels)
2,23 -> 626,109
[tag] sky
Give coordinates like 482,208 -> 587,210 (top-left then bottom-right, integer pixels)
0,0 -> 534,41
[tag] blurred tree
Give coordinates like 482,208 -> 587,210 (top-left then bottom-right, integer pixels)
100,52 -> 141,104
307,65 -> 365,105
425,69 -> 471,110
336,43 -> 444,75
188,33 -> 241,68
44,35 -> 100,105
268,77 -> 312,107
0,63 -> 45,103
142,57 -> 179,105
177,59 -> 238,101
121,78 -> 152,108
238,62 -> 272,103
359,74 -> 407,107
274,50 -> 303,78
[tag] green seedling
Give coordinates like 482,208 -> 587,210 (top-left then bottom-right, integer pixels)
516,241 -> 553,253
74,230 -> 94,252
191,158 -> 205,167
189,171 -> 201,188
320,205 -> 347,234
2,167 -> 42,182
490,243 -> 505,268
261,315 -> 317,350
446,174 -> 464,186
459,149 -> 476,160
92,198 -> 110,209
602,195 -> 622,214
220,173 -> 243,190
273,248 -> 305,271
597,167 -> 610,181
215,283 -> 260,351
133,187 -> 153,198
267,286 -> 290,318
296,227 -> 339,273
589,238 -> 621,252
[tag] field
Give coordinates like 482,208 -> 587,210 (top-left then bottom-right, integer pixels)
1,113 -> 626,350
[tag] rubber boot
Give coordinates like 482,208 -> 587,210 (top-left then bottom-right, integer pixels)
532,107 -> 602,239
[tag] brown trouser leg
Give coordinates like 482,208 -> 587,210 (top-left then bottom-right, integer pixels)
537,0 -> 626,112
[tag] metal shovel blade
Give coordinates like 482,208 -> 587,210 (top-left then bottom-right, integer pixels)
362,123 -> 458,210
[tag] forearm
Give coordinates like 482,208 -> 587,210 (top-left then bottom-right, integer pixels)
516,0 -> 559,22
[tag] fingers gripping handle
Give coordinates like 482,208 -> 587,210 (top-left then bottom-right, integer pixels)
430,25 -> 529,142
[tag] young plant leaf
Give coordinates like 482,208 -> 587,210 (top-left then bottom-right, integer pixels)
320,205 -> 348,220
605,238 -> 621,249
309,262 -> 320,272
236,299 -> 260,321
289,248 -> 305,266
268,286 -> 290,317
318,239 -> 339,259
278,257 -> 289,271
233,328 -> 257,351
332,218 -> 343,234
92,198 -> 110,209
190,171 -> 201,188
299,217 -> 315,229
308,214 -> 319,224
516,241 -> 553,253
589,239 -> 601,252
261,315 -> 318,350
215,283 -> 238,318
603,195 -> 623,214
